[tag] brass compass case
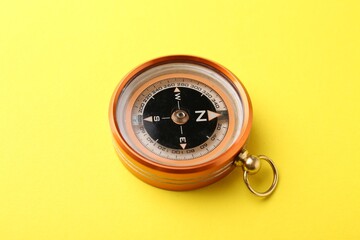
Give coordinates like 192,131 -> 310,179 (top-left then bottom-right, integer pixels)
109,55 -> 252,190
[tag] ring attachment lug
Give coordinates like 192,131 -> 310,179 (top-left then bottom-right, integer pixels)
235,148 -> 279,197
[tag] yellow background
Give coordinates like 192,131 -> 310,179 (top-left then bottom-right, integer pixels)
1,1 -> 359,239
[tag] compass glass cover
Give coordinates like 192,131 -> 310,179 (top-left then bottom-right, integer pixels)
116,62 -> 244,167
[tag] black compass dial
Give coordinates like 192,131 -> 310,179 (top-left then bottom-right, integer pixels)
130,77 -> 230,160
143,87 -> 217,149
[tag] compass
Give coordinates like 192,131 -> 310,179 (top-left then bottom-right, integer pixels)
109,55 -> 278,196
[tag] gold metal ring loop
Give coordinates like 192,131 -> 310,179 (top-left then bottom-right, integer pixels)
243,155 -> 279,197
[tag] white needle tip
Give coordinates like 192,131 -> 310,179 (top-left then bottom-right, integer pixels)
144,116 -> 153,122
207,110 -> 222,121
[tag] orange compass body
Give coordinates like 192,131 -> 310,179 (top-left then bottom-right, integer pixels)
109,55 -> 253,191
